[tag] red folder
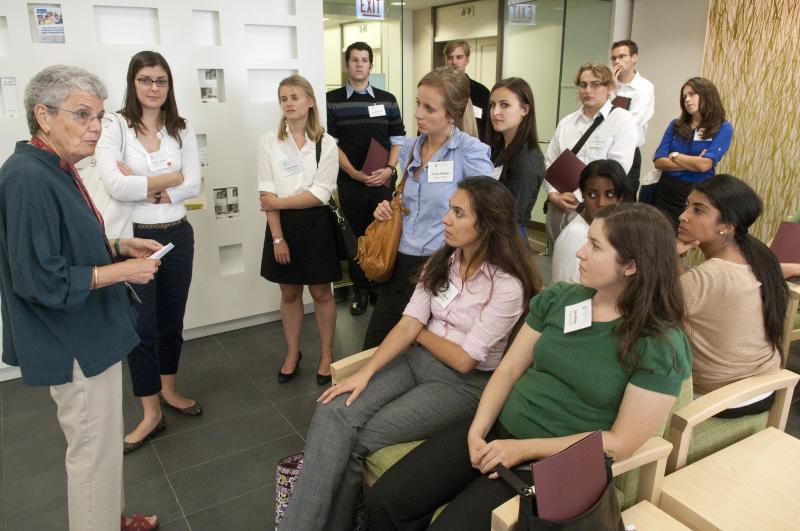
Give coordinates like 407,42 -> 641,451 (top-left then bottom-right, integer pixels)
545,149 -> 586,194
361,138 -> 390,176
531,431 -> 607,521
611,95 -> 631,110
770,222 -> 800,263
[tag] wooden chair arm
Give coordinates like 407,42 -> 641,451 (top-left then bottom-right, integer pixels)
781,282 -> 800,366
330,347 -> 377,384
490,437 -> 673,531
667,369 -> 800,472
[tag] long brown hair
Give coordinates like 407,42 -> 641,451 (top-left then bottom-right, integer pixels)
674,77 -> 726,141
593,203 -> 686,369
276,75 -> 325,142
416,177 -> 541,311
120,50 -> 186,146
486,77 -> 540,167
418,67 -> 478,138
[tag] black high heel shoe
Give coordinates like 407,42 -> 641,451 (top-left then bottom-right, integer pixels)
278,351 -> 302,383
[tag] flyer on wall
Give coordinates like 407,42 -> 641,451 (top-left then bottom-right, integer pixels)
33,7 -> 65,44
214,187 -> 240,219
199,69 -> 219,103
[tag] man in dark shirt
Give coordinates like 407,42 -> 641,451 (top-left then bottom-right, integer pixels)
444,39 -> 490,141
327,42 -> 406,315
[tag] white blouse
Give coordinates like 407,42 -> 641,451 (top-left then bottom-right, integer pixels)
95,113 -> 202,224
256,128 -> 338,204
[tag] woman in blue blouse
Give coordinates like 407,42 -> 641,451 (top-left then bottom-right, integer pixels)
363,67 -> 494,349
650,77 -> 733,228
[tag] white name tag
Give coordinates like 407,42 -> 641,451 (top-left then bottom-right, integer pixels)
564,299 -> 592,333
473,105 -> 483,119
427,160 -> 454,183
693,129 -> 706,141
368,104 -> 387,118
492,165 -> 503,180
146,151 -> 173,172
280,158 -> 302,177
433,280 -> 459,309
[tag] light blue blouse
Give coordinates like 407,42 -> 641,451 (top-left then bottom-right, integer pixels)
397,128 -> 493,256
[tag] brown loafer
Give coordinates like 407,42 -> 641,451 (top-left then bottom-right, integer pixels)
159,394 -> 203,416
124,414 -> 166,454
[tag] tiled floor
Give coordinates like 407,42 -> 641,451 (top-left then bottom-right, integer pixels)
0,252 -> 798,530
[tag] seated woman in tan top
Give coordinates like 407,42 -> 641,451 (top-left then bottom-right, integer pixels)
677,174 -> 788,417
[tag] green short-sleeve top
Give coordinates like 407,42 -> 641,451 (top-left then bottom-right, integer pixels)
498,282 -> 690,440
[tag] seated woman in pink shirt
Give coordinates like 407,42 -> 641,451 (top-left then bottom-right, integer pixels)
278,177 -> 541,531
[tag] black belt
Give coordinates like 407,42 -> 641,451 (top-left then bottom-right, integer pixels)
133,216 -> 187,230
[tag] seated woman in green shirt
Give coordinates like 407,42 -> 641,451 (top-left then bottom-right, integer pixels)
365,203 -> 691,531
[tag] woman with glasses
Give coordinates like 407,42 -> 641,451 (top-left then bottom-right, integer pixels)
651,77 -> 733,228
543,62 -> 638,243
95,50 -> 202,453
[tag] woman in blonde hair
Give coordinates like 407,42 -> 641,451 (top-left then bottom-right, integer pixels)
257,74 -> 340,384
363,66 -> 493,348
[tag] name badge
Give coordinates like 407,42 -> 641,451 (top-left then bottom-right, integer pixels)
427,160 -> 454,183
146,151 -> 172,172
280,158 -> 302,177
693,129 -> 706,141
433,280 -> 459,309
473,105 -> 483,119
563,299 -> 592,333
492,165 -> 503,180
368,104 -> 387,118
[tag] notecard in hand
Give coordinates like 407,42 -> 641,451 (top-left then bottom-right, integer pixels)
361,138 -> 390,176
531,431 -> 606,521
544,149 -> 586,194
770,222 -> 800,263
611,95 -> 631,110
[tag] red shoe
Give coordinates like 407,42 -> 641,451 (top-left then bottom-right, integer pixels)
121,514 -> 159,530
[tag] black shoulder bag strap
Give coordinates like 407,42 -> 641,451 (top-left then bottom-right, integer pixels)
571,106 -> 616,155
315,138 -> 322,167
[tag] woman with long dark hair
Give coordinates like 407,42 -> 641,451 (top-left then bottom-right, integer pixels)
366,203 -> 691,530
485,77 -> 545,243
279,177 -> 540,531
677,174 -> 787,416
650,77 -> 733,225
95,50 -> 202,453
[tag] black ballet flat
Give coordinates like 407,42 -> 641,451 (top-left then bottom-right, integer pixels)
123,414 -> 166,454
278,351 -> 302,383
316,373 -> 332,386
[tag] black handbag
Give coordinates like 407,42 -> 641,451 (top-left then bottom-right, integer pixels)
314,139 -> 357,262
496,457 -> 624,531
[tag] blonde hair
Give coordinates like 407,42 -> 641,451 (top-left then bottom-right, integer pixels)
574,62 -> 615,90
276,75 -> 324,142
443,40 -> 470,58
418,67 -> 478,138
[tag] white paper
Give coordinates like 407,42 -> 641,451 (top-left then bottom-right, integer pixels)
33,7 -> 65,44
433,281 -> 459,309
280,158 -> 302,176
427,160 -> 454,183
214,187 -> 240,219
148,242 -> 174,260
146,151 -> 173,172
563,299 -> 592,333
368,104 -> 386,118
492,165 -> 503,180
1,78 -> 19,119
473,105 -> 483,119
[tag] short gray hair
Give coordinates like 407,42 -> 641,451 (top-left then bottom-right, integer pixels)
24,65 -> 108,135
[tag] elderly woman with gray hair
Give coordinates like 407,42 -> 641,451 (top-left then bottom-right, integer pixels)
0,65 -> 160,530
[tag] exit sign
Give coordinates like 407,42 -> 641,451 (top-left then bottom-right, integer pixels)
508,2 -> 536,26
357,0 -> 384,20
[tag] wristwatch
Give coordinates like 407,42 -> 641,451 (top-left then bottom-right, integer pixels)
272,237 -> 284,245
387,166 -> 398,179
154,191 -> 162,204
669,151 -> 680,162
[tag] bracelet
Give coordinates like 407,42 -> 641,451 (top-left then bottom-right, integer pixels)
91,266 -> 98,290
113,238 -> 122,258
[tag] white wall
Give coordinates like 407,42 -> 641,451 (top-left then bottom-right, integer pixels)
435,0 -> 498,42
631,0 -> 709,174
0,0 -> 325,348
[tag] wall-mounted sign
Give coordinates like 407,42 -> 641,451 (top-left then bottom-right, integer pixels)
357,0 -> 384,20
508,1 -> 536,26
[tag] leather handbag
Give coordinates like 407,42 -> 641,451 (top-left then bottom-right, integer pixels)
313,139 -> 358,262
79,112 -> 135,239
355,159 -> 411,283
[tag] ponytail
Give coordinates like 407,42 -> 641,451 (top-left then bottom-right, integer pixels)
460,102 -> 478,138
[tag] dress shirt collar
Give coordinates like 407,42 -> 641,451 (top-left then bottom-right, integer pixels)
407,127 -> 467,169
617,70 -> 641,88
284,123 -> 314,151
346,83 -> 375,99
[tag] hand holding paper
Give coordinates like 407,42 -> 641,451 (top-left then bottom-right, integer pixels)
148,242 -> 174,260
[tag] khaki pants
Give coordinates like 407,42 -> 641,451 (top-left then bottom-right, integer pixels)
50,360 -> 124,531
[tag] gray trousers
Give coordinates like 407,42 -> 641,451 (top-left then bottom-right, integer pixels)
279,346 -> 490,531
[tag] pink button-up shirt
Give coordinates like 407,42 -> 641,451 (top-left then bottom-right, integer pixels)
403,250 -> 525,371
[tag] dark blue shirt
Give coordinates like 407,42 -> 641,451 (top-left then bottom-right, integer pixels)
0,141 -> 139,385
653,119 -> 733,183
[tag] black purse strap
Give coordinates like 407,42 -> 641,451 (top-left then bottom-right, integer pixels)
496,465 -> 535,498
571,106 -> 615,155
315,138 -> 322,167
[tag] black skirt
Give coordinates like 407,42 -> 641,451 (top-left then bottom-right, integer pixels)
653,173 -> 695,230
260,206 -> 342,285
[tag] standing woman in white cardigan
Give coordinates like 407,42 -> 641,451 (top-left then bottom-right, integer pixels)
95,50 -> 202,453
257,74 -> 340,385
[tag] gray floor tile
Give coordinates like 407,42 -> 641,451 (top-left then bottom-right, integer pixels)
172,339 -> 236,376
123,443 -> 166,486
2,403 -> 61,448
157,516 -> 191,530
3,431 -> 66,484
154,406 -> 295,474
187,485 -> 274,531
8,505 -> 68,531
4,467 -> 67,525
1,379 -> 53,418
168,434 -> 302,515
123,474 -> 183,525
275,391 -> 320,439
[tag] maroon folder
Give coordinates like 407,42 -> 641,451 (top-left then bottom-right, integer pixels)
361,138 -> 390,176
611,95 -> 631,110
545,149 -> 586,194
770,222 -> 800,263
531,431 -> 607,521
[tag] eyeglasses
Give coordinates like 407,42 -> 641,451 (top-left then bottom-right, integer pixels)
136,76 -> 169,88
577,81 -> 607,90
45,105 -> 112,126
610,53 -> 629,62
